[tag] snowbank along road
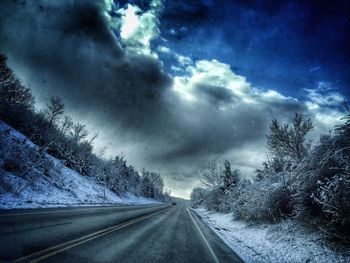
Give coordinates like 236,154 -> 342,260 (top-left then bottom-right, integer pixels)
0,203 -> 243,263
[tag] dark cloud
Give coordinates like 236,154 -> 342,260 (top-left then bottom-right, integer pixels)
195,84 -> 234,104
0,0 -> 172,132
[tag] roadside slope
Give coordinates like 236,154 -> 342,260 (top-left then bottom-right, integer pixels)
0,121 -> 159,209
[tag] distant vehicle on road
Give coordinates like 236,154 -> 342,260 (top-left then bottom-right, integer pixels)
172,202 -> 177,205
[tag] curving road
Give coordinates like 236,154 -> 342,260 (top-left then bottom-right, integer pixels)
0,204 -> 243,263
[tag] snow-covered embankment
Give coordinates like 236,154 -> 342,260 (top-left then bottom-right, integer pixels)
0,121 -> 159,209
194,208 -> 349,263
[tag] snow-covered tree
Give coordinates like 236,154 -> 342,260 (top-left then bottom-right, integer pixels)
190,187 -> 206,207
313,171 -> 350,241
0,55 -> 34,131
221,160 -> 239,193
140,174 -> 155,198
200,160 -> 222,188
267,113 -> 313,162
44,96 -> 64,126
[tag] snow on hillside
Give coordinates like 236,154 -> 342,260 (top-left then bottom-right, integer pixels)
0,121 -> 160,209
194,208 -> 349,263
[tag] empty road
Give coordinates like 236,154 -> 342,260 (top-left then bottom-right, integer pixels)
0,204 -> 243,263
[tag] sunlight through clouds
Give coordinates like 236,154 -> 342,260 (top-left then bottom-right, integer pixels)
113,1 -> 162,56
173,60 -> 250,103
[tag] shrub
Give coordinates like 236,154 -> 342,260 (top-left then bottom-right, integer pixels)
1,143 -> 29,174
312,157 -> 350,242
205,187 -> 224,211
233,185 -> 273,223
267,185 -> 294,220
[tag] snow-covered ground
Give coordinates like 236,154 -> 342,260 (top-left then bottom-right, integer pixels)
0,121 -> 160,209
194,208 -> 350,263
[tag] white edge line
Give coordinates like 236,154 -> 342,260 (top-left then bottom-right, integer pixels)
190,209 -> 246,263
186,208 -> 220,263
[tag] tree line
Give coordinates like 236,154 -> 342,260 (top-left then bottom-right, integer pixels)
0,54 -> 169,202
191,112 -> 350,243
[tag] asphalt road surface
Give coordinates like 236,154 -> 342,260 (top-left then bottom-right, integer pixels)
0,204 -> 243,263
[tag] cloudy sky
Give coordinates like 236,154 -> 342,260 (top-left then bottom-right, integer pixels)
0,0 -> 349,198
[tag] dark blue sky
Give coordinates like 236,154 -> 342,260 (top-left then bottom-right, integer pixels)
156,0 -> 349,99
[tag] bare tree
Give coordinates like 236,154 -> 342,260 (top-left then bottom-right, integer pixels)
44,96 -> 64,125
200,160 -> 222,188
267,113 -> 313,162
71,123 -> 88,142
88,133 -> 99,145
60,115 -> 74,135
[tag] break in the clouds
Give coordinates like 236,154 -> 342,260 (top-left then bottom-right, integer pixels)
111,0 -> 162,55
0,0 -> 348,198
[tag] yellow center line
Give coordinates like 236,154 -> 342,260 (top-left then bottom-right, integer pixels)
13,206 -> 171,263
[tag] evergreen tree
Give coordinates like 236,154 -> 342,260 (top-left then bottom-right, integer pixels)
222,160 -> 239,193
